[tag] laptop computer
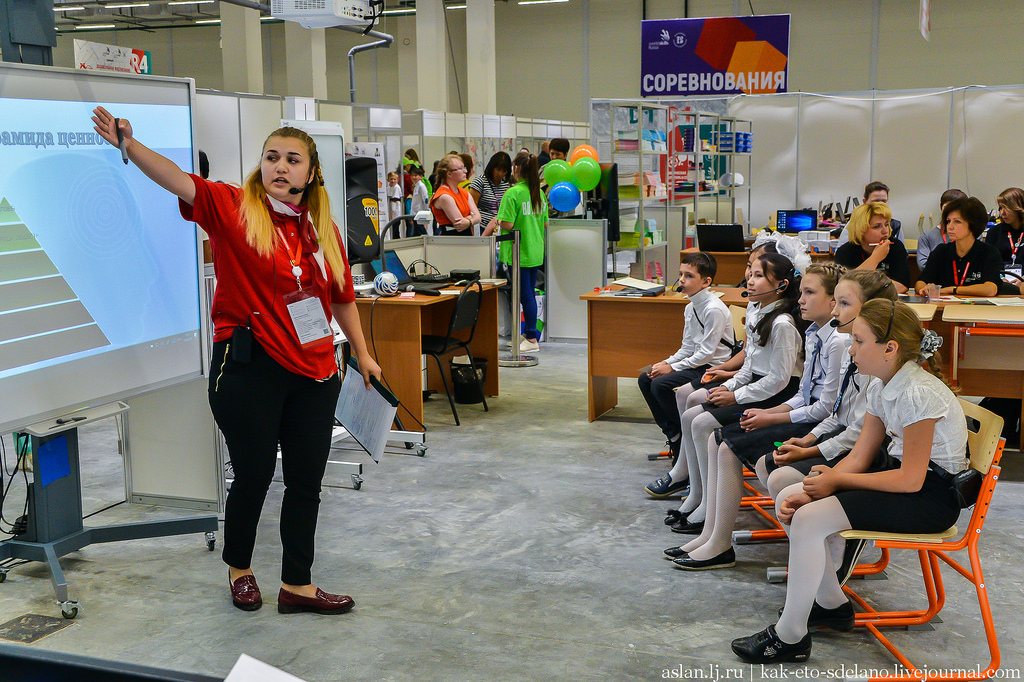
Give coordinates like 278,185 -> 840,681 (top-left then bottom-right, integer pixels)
695,224 -> 746,252
370,250 -> 448,291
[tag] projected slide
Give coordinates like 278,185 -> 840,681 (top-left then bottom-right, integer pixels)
0,198 -> 110,371
0,98 -> 199,382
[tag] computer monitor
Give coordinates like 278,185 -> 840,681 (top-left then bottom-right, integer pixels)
695,224 -> 746,252
776,209 -> 819,233
588,162 -> 620,242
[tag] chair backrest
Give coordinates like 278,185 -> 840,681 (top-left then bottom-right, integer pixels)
445,280 -> 483,343
958,398 -> 1003,475
730,305 -> 747,345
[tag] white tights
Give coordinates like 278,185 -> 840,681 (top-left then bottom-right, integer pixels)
773,482 -> 851,644
675,399 -> 722,523
681,440 -> 744,560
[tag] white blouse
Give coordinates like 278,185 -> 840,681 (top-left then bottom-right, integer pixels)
810,363 -> 875,462
865,361 -> 968,473
783,323 -> 850,424
723,299 -> 802,404
664,287 -> 734,370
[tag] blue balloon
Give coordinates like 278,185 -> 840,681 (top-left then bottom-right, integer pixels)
549,181 -> 581,213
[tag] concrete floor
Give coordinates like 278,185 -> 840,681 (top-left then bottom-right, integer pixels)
0,342 -> 1022,681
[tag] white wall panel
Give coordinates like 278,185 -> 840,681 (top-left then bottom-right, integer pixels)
238,96 -> 284,178
797,95 -> 872,211
954,87 -> 1024,211
195,92 -> 243,185
872,92 -> 951,239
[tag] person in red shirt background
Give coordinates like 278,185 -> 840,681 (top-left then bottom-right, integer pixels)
91,107 -> 381,617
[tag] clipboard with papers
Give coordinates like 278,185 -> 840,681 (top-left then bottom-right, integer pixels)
334,356 -> 399,463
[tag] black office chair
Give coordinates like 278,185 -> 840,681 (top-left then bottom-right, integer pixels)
421,280 -> 488,425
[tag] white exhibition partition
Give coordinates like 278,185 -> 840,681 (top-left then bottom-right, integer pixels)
194,91 -> 243,184
424,236 -> 496,279
237,95 -> 286,178
546,219 -> 608,342
727,86 -> 1024,239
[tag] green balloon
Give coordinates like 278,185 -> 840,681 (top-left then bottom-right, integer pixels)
572,156 -> 601,191
543,159 -> 571,187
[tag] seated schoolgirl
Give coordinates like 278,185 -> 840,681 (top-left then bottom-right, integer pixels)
667,251 -> 806,536
666,263 -> 847,570
731,300 -> 964,663
662,238 -> 781,529
915,196 -> 1002,298
762,270 -> 898,504
643,252 -> 735,498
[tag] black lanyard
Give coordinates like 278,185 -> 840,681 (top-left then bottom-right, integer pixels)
833,363 -> 858,415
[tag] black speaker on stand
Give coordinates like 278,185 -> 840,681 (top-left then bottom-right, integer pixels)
345,156 -> 381,266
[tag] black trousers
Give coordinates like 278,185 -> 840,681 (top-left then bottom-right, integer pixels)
209,338 -> 341,585
638,365 -> 707,440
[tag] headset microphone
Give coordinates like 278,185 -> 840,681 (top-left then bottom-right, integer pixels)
830,318 -> 854,329
741,284 -> 786,298
288,185 -> 307,195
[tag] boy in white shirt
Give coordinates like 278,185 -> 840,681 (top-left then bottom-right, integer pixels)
641,252 -> 735,496
408,165 -> 430,236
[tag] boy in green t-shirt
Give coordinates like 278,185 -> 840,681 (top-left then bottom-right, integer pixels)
492,151 -> 549,353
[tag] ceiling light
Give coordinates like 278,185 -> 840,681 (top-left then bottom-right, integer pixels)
195,18 -> 220,23
381,8 -> 414,14
167,0 -> 215,4
76,24 -> 117,29
446,4 -> 466,8
106,2 -> 149,8
260,16 -> 279,21
54,6 -> 86,11
518,0 -> 569,4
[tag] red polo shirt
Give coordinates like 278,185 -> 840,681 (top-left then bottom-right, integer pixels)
180,174 -> 354,379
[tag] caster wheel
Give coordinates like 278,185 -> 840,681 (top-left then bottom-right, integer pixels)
405,442 -> 414,450
59,602 -> 79,619
416,445 -> 427,457
0,571 -> 7,583
205,532 -> 216,552
351,474 -> 363,490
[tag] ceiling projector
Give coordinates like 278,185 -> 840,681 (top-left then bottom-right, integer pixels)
270,0 -> 372,29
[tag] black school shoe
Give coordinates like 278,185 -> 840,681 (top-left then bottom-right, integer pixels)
778,601 -> 855,632
672,547 -> 736,571
731,625 -> 811,663
663,546 -> 688,560
670,518 -> 704,534
664,509 -> 686,526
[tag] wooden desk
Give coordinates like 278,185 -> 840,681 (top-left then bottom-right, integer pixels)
355,285 -> 499,430
943,304 -> 1024,448
580,286 -> 745,421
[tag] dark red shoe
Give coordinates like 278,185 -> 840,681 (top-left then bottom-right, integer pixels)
230,575 -> 262,611
277,587 -> 355,615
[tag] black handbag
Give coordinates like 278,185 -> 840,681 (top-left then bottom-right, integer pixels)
951,468 -> 983,509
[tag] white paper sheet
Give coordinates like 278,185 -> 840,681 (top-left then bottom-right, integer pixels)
334,357 -> 399,463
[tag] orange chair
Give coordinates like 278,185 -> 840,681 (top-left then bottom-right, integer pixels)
840,398 -> 1004,681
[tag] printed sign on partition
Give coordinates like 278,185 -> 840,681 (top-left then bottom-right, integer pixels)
74,39 -> 151,75
641,15 -> 790,97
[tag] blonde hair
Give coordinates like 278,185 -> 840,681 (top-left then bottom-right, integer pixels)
839,269 -> 899,303
434,154 -> 463,187
803,262 -> 846,296
846,201 -> 893,246
858,299 -> 949,386
238,127 -> 346,291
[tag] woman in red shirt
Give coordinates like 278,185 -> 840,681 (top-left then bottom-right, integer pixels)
91,106 -> 381,616
430,154 -> 480,236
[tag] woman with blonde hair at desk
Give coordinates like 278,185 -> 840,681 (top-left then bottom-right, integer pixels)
91,107 -> 381,615
430,154 -> 481,236
833,202 -> 912,294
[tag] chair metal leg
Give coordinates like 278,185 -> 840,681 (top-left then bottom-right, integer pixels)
463,348 -> 488,412
427,352 -> 460,426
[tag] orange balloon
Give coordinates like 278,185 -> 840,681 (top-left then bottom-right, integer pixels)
570,144 -> 599,165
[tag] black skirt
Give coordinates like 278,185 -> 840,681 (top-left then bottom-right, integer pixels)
701,375 -> 801,429
836,456 -> 961,533
722,420 -> 816,469
762,427 -> 847,474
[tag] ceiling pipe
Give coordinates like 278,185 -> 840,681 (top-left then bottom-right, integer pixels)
342,26 -> 394,104
218,0 -> 270,11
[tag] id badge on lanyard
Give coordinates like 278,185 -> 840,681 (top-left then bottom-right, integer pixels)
281,229 -> 333,349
